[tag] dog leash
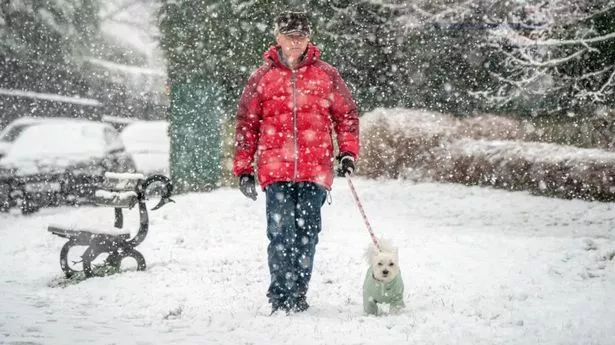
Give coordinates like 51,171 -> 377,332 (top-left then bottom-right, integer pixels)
345,174 -> 381,251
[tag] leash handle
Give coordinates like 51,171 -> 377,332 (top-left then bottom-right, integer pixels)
345,174 -> 380,251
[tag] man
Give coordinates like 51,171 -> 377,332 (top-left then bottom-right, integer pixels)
232,11 -> 359,314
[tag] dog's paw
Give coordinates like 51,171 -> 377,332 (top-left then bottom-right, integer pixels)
363,302 -> 380,316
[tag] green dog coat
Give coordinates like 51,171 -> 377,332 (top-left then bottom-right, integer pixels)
363,267 -> 405,315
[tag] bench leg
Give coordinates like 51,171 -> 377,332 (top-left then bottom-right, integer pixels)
108,248 -> 147,272
106,251 -> 122,270
124,248 -> 146,272
60,240 -> 84,278
82,245 -> 105,278
83,246 -> 147,277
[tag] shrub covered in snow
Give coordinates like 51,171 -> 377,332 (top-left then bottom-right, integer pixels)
359,108 -> 615,201
359,109 -> 454,180
359,108 -> 526,180
433,140 -> 615,201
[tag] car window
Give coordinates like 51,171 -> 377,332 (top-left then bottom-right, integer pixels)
0,124 -> 31,142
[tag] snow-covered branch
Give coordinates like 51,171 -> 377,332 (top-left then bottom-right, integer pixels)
577,3 -> 615,23
598,68 -> 615,94
514,31 -> 615,47
501,48 -> 586,68
479,0 -> 615,113
411,0 -> 475,22
398,0 -> 476,29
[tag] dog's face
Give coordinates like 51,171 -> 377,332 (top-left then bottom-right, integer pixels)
369,250 -> 400,283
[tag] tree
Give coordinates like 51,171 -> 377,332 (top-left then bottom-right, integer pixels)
306,1 -> 408,110
0,0 -> 99,63
158,0 -> 410,113
0,1 -> 166,123
159,0 -> 287,112
376,0 -> 502,115
473,0 -> 615,117
0,0 -> 102,99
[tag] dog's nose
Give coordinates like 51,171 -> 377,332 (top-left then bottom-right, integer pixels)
382,270 -> 389,275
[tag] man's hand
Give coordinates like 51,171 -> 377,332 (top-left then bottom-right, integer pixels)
239,174 -> 258,200
336,153 -> 355,177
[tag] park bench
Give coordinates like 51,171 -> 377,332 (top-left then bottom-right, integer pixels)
48,172 -> 174,278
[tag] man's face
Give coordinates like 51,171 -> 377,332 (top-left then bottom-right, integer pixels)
276,33 -> 310,63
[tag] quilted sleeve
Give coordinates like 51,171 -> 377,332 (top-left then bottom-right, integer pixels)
232,65 -> 269,176
328,67 -> 360,159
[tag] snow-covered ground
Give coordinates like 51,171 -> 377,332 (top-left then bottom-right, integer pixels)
1,178 -> 614,345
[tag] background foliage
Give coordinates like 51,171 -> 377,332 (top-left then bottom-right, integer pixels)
158,0 -> 615,118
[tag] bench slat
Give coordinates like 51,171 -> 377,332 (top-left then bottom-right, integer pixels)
48,224 -> 130,238
102,172 -> 144,192
94,190 -> 138,208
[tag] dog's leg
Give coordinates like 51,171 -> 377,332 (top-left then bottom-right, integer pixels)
363,295 -> 379,315
389,295 -> 405,314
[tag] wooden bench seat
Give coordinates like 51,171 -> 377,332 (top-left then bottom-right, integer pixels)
48,224 -> 130,241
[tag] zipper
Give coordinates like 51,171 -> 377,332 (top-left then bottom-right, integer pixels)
292,69 -> 298,180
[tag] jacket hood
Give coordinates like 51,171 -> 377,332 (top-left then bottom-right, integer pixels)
263,43 -> 321,69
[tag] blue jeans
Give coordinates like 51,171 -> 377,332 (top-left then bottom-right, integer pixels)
265,182 -> 327,308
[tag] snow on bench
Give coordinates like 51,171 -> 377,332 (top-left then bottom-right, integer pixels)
94,190 -> 138,208
48,223 -> 130,236
104,172 -> 145,180
102,172 -> 145,192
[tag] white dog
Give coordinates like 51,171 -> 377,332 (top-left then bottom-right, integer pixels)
363,239 -> 405,315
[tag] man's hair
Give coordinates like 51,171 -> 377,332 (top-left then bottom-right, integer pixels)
274,11 -> 311,36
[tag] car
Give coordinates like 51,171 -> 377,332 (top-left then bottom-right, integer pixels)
0,117 -> 42,160
0,117 -> 79,160
0,120 -> 136,213
120,120 -> 169,176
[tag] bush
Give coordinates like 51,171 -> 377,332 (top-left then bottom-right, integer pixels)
438,140 -> 615,201
359,109 -> 456,179
525,112 -> 615,150
359,108 -> 615,201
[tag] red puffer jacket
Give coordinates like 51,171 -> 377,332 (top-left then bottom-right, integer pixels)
233,43 -> 359,190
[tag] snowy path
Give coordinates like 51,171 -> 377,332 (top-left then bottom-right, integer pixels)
1,178 -> 614,345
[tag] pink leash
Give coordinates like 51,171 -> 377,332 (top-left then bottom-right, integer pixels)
345,174 -> 381,251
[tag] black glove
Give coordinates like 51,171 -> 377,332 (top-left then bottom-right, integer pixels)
336,152 -> 356,177
239,174 -> 258,200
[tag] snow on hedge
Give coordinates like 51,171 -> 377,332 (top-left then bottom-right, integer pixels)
360,108 -> 615,201
454,139 -> 615,165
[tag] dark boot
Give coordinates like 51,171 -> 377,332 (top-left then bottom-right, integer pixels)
290,296 -> 310,313
270,300 -> 291,315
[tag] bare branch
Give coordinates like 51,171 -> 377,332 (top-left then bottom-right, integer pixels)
409,4 -> 433,18
577,4 -> 615,23
406,0 -> 475,25
563,65 -> 614,81
515,31 -> 615,47
598,68 -> 615,93
503,49 -> 586,68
